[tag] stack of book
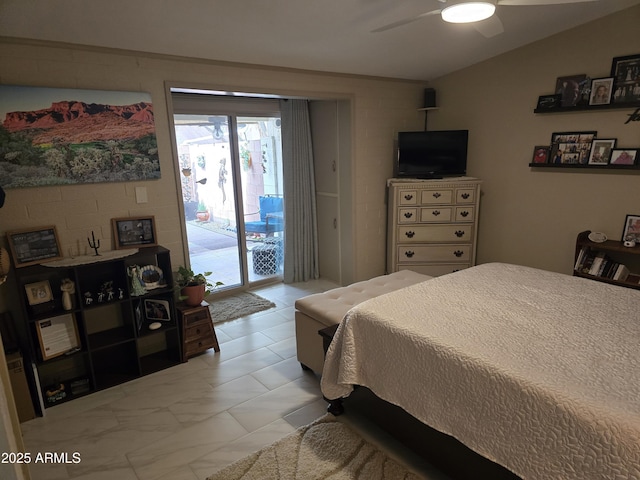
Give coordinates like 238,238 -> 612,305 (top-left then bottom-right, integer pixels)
574,247 -> 630,282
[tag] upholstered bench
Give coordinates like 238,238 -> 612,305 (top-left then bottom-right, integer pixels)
294,270 -> 432,374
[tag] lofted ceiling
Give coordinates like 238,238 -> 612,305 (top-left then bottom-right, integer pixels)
0,0 -> 639,81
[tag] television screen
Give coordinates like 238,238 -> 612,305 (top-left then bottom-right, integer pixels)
397,130 -> 468,179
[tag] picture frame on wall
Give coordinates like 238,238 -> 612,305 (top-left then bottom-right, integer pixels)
25,280 -> 54,306
588,139 -> 616,165
611,54 -> 640,104
531,146 -> 550,164
536,94 -> 561,111
555,74 -> 587,107
6,225 -> 62,268
609,149 -> 638,166
621,214 -> 640,243
112,216 -> 157,250
589,78 -> 614,106
549,131 -> 596,165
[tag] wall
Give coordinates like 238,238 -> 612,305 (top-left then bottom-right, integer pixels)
0,39 -> 426,308
428,5 -> 640,274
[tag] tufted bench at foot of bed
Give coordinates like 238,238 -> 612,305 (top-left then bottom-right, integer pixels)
294,270 -> 432,375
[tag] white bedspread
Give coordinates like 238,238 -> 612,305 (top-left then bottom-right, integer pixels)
320,263 -> 640,480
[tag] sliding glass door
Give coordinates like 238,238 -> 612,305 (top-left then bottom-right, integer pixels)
172,97 -> 284,290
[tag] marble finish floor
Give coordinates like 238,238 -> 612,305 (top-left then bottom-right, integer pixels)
20,279 -> 450,480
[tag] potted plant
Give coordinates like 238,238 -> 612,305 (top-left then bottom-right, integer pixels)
196,200 -> 210,222
175,266 -> 223,306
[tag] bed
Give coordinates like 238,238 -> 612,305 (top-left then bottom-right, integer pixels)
320,263 -> 640,480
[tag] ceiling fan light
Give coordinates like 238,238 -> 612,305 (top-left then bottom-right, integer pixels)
441,2 -> 496,24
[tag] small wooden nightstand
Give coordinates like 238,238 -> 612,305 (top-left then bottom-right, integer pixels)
177,301 -> 220,362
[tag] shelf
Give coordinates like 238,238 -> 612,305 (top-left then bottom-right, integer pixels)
88,327 -> 135,350
529,163 -> 640,171
534,101 -> 640,114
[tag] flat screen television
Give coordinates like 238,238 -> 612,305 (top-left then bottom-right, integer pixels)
396,130 -> 468,179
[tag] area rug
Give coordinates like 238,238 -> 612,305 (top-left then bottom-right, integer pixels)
208,292 -> 276,323
206,415 -> 423,480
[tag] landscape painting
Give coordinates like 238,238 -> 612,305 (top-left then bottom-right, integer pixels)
0,86 -> 160,189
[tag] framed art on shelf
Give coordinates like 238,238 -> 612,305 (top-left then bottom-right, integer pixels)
609,149 -> 637,166
555,74 -> 587,107
611,54 -> 640,104
112,216 -> 157,250
25,280 -> 53,306
36,313 -> 81,361
621,214 -> 640,243
589,78 -> 614,106
531,146 -> 550,164
549,131 -> 596,165
144,299 -> 171,322
536,94 -> 561,111
588,139 -> 616,165
6,226 -> 62,268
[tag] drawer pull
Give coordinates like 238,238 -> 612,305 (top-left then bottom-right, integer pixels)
404,251 -> 415,258
455,230 -> 465,238
461,193 -> 470,199
460,211 -> 469,217
404,194 -> 413,201
405,231 -> 415,238
196,329 -> 201,334
432,210 -> 440,216
432,192 -> 441,198
404,212 -> 413,219
453,250 -> 464,257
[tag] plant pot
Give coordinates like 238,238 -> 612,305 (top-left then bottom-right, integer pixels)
181,284 -> 205,306
196,211 -> 210,222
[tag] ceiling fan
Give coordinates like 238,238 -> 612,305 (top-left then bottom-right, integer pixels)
371,0 -> 599,37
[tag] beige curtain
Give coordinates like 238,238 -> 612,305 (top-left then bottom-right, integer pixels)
280,99 -> 319,283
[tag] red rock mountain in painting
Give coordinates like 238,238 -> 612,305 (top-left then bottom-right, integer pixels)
3,100 -> 155,144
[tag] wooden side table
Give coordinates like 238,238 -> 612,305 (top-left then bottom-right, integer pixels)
177,301 -> 220,362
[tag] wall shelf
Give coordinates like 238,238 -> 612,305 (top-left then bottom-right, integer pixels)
529,163 -> 640,171
534,101 -> 640,114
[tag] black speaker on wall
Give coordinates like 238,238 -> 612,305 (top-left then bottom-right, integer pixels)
424,88 -> 437,108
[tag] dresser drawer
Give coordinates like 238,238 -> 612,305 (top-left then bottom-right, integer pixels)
420,189 -> 453,205
420,207 -> 453,223
455,206 -> 475,222
184,322 -> 214,343
182,308 -> 211,326
402,264 -> 470,277
184,335 -> 217,357
397,244 -> 471,263
398,190 -> 418,205
398,224 -> 474,243
398,208 -> 418,223
456,188 -> 476,204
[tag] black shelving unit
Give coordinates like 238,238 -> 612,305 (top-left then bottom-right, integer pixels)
14,246 -> 182,411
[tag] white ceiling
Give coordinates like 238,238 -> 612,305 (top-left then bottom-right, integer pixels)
1,0 -> 639,81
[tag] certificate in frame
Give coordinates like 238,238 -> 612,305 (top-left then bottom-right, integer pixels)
36,314 -> 80,361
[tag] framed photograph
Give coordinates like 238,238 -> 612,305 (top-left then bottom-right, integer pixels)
531,146 -> 550,164
621,214 -> 640,243
536,94 -> 561,111
112,216 -> 157,249
609,149 -> 638,166
25,280 -> 53,306
611,54 -> 640,104
588,139 -> 616,165
6,226 -> 62,268
589,77 -> 614,106
555,74 -> 587,107
36,313 -> 81,361
144,299 -> 171,322
549,131 -> 596,165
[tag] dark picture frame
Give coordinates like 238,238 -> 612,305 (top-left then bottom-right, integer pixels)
549,131 -> 596,165
588,139 -> 616,165
610,54 -> 640,104
621,214 -> 640,243
531,146 -> 550,164
589,77 -> 614,106
609,149 -> 638,166
112,216 -> 157,250
555,74 -> 587,107
6,225 -> 62,268
536,94 -> 561,110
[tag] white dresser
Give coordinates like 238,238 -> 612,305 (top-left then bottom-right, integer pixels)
386,177 -> 482,276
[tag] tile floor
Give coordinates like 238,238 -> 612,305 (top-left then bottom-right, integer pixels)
19,279 -> 449,480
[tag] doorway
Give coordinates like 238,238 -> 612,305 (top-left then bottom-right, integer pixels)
171,94 -> 284,291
